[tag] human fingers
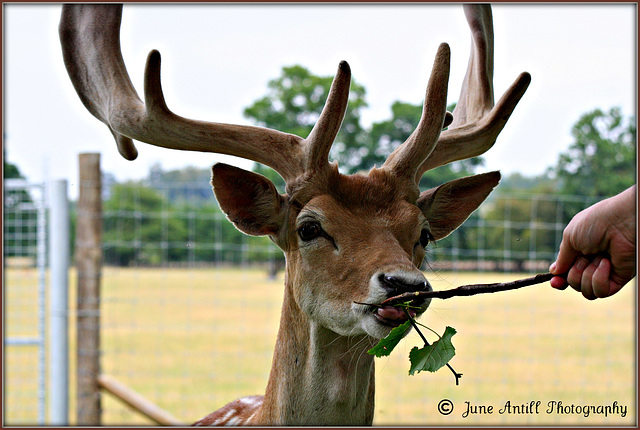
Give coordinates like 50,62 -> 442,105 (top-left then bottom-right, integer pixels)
550,276 -> 568,290
548,263 -> 568,289
566,256 -> 589,293
593,257 -> 627,298
549,262 -> 569,289
579,256 -> 603,300
607,280 -> 626,297
591,257 -> 613,298
551,228 -> 582,276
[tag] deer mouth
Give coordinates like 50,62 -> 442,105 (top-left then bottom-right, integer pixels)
354,289 -> 430,331
373,305 -> 417,327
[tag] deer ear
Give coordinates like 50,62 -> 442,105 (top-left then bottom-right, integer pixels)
211,163 -> 286,237
417,171 -> 500,240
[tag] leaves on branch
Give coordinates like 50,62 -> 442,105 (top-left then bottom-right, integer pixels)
408,326 -> 457,375
362,274 -> 562,384
366,313 -> 459,383
367,321 -> 411,357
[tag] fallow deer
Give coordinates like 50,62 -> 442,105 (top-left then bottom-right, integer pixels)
59,4 -> 530,425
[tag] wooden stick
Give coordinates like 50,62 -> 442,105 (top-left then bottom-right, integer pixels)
381,272 -> 560,307
97,374 -> 184,426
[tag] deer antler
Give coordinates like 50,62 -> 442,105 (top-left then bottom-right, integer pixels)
384,4 -> 531,184
422,4 -> 531,177
381,43 -> 451,182
59,4 -> 349,184
60,4 -> 528,189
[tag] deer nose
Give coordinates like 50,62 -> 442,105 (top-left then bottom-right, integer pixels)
378,273 -> 432,295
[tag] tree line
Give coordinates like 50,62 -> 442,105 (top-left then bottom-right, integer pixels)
4,65 -> 635,269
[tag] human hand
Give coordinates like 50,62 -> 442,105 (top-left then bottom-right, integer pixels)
549,186 -> 636,300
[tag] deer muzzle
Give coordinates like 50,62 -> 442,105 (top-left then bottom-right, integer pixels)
370,270 -> 432,327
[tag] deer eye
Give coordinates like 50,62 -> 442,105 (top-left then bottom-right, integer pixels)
298,221 -> 323,242
419,228 -> 434,248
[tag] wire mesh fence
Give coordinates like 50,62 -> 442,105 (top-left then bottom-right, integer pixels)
95,181 -> 634,425
3,179 -> 47,425
2,178 -> 634,425
428,192 -> 602,272
100,180 -> 602,272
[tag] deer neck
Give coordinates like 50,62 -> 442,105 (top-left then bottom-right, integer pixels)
256,279 -> 376,426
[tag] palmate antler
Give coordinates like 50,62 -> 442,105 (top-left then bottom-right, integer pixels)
59,4 -> 529,188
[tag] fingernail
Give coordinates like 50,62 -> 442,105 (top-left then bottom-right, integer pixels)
549,262 -> 556,273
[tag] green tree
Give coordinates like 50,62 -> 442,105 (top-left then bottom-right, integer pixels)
554,107 -> 636,198
243,67 -> 486,191
148,163 -> 215,203
364,101 -> 484,189
3,154 -> 38,261
483,194 -> 562,271
243,64 -> 368,189
492,172 -> 555,194
103,182 -> 189,266
188,202 -> 251,264
145,164 -> 259,264
4,160 -> 23,180
480,171 -> 603,272
359,101 -> 423,171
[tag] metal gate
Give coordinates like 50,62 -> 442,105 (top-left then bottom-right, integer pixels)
4,179 -> 47,425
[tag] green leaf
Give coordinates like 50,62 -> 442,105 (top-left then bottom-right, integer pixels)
367,321 -> 411,357
408,326 -> 457,375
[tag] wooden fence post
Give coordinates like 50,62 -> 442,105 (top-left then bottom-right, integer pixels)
76,153 -> 102,425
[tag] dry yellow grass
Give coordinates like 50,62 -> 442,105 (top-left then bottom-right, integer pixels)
4,267 -> 636,426
375,271 -> 636,425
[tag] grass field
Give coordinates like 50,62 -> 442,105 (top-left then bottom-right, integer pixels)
4,266 -> 636,426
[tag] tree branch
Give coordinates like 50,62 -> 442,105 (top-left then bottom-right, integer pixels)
381,272 -> 562,307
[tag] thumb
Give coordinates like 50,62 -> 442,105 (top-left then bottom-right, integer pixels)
551,238 -> 580,276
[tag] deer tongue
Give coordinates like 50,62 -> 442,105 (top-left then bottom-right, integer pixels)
376,306 -> 416,322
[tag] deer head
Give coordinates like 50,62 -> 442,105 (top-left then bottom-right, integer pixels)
60,4 -> 530,425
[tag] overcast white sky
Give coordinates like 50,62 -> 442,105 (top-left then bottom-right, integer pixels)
3,4 -> 637,198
